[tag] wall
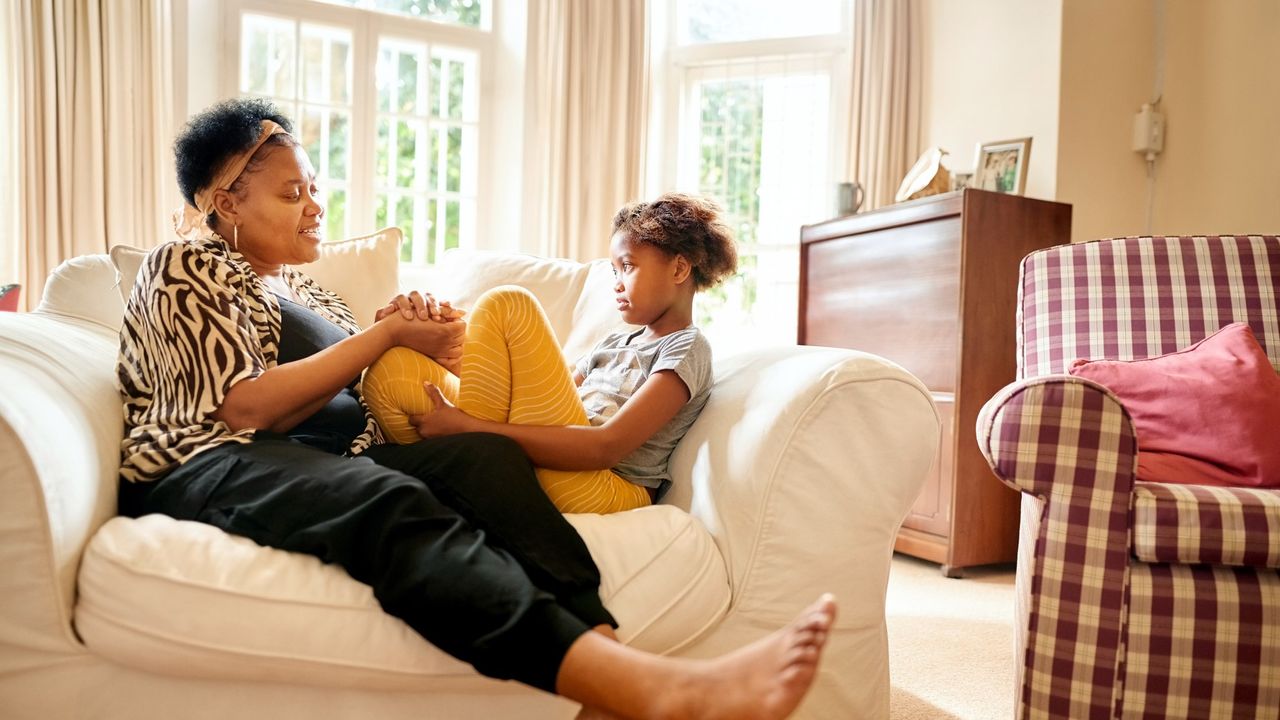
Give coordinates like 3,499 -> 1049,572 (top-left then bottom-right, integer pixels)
1055,0 -> 1153,243
1152,1 -> 1280,237
926,0 -> 1280,243
918,0 -> 1062,201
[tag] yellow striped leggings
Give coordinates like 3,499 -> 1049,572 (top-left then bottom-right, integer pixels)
361,285 -> 651,514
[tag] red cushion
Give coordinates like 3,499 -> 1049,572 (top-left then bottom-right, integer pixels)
1068,322 -> 1280,488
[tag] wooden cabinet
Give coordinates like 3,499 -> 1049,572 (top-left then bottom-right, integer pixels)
798,189 -> 1071,575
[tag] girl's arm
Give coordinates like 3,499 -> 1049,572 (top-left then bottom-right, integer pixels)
413,369 -> 690,471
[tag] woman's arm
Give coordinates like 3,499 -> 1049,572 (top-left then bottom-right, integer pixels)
215,314 -> 464,433
412,370 -> 690,470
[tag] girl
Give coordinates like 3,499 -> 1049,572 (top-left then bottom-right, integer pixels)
362,193 -> 738,514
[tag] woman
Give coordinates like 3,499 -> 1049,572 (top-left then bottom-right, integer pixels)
117,97 -> 834,720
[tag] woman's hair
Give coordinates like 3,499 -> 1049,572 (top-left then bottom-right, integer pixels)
610,193 -> 738,290
173,97 -> 298,225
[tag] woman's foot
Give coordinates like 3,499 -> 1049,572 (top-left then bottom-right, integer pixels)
558,594 -> 836,720
658,594 -> 837,720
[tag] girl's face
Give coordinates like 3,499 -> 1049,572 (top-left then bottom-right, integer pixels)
609,231 -> 686,326
218,143 -> 325,268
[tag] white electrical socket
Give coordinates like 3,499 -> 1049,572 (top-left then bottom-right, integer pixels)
1132,103 -> 1165,155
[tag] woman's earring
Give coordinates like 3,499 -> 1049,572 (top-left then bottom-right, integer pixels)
232,224 -> 239,251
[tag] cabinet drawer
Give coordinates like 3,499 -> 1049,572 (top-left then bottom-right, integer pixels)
801,218 -> 961,390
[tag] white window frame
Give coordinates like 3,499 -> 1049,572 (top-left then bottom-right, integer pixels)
221,0 -> 497,264
646,1 -> 853,346
649,3 -> 852,197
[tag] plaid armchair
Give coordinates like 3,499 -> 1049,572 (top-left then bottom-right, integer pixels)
976,235 -> 1280,719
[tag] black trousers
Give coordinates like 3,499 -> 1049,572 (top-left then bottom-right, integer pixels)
119,432 -> 615,693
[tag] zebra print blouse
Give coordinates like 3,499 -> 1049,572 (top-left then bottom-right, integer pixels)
117,234 -> 383,483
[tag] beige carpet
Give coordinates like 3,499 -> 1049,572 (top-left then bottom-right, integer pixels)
886,554 -> 1016,720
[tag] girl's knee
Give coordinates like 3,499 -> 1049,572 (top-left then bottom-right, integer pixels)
475,285 -> 540,314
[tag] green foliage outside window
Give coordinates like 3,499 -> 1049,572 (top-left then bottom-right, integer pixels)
695,79 -> 763,329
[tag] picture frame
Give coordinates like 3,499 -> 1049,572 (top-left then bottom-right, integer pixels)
972,137 -> 1031,195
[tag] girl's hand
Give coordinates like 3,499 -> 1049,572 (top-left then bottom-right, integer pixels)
409,382 -> 474,437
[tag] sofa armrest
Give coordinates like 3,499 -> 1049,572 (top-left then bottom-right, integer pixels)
976,375 -> 1139,501
665,346 -> 938,631
975,375 -> 1139,714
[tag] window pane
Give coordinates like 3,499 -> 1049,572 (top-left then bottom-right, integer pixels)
242,15 -> 295,97
302,33 -> 324,100
429,57 -> 442,117
428,126 -> 441,190
445,125 -> 462,192
326,189 -> 346,240
398,51 -> 419,114
322,0 -> 485,28
444,200 -> 460,251
377,47 -> 393,112
397,120 -> 420,188
394,192 -> 414,242
301,108 -> 323,170
678,0 -> 842,44
329,111 -> 349,180
396,195 -> 417,258
330,37 -> 351,104
300,25 -> 352,105
426,198 -> 439,264
376,118 -> 391,181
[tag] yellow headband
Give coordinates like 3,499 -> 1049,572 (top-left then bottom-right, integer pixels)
174,119 -> 289,241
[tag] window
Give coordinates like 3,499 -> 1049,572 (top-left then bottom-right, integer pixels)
226,0 -> 488,266
654,0 -> 850,350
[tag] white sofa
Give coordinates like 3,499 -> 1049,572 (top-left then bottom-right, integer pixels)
0,237 -> 939,719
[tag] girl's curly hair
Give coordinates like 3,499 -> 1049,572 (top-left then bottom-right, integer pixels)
173,97 -> 298,226
610,193 -> 738,290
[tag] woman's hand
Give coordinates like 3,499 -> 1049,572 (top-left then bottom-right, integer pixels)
409,382 -> 475,437
380,313 -> 466,365
374,291 -> 467,323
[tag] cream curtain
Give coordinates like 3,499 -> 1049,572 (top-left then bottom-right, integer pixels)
847,0 -> 922,212
523,0 -> 648,262
6,0 -> 172,311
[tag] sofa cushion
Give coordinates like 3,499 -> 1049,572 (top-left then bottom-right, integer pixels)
431,250 -> 632,363
1132,481 -> 1280,567
35,254 -> 125,330
74,506 -> 728,689
108,229 -> 403,331
299,228 -> 404,329
1069,322 -> 1280,488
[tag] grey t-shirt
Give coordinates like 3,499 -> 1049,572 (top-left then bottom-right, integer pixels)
575,326 -> 713,498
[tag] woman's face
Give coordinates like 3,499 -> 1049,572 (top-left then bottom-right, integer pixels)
223,142 -> 325,267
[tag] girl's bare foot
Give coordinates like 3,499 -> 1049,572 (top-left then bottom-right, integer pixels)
659,594 -> 837,720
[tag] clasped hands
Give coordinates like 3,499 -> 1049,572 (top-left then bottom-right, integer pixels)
374,290 -> 466,373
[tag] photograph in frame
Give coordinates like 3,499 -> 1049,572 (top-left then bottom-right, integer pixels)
972,137 -> 1032,195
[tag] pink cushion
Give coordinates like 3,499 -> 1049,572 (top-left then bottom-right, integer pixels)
1068,322 -> 1280,488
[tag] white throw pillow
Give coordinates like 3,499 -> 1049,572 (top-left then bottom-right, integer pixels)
434,249 -> 632,363
108,229 -> 403,330
300,228 -> 403,329
37,254 -> 127,330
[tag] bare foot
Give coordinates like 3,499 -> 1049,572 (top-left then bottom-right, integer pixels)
575,706 -> 625,720
659,594 -> 837,720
